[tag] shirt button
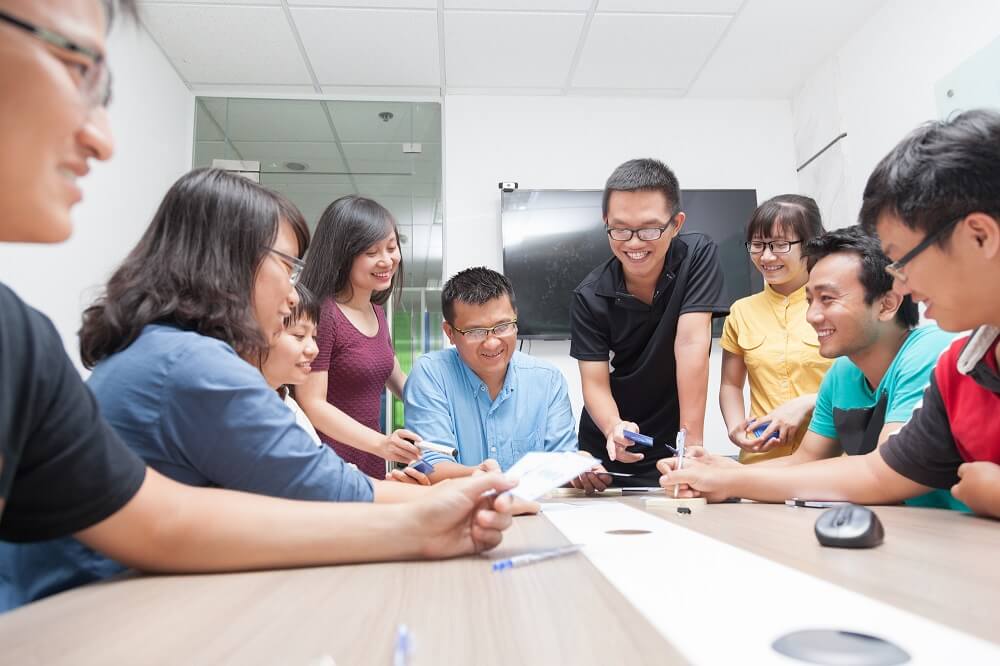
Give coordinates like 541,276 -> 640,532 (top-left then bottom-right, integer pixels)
480,386 -> 486,392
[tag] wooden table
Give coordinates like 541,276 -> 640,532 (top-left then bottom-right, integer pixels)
1,499 -> 997,665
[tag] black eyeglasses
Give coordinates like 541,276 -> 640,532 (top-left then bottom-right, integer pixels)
267,248 -> 306,287
746,239 -> 803,255
606,216 -> 676,242
0,9 -> 112,108
885,216 -> 964,283
450,320 -> 518,341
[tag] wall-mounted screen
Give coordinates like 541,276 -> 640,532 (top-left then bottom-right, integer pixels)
501,189 -> 761,339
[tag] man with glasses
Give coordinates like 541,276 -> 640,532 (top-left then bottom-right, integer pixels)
661,114 -> 1000,517
387,267 -> 577,484
0,0 -> 516,611
570,158 -> 728,489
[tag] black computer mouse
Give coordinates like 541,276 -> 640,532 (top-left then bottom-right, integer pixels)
814,504 -> 884,548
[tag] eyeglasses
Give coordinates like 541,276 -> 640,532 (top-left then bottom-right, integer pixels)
885,216 -> 964,284
450,320 -> 518,341
606,217 -> 676,242
0,9 -> 112,108
267,247 -> 306,287
746,239 -> 803,254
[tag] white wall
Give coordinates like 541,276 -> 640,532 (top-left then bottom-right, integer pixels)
0,23 -> 194,369
792,0 -> 1000,229
443,95 -> 800,454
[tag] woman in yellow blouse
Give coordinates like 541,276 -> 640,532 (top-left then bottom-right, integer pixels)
719,195 -> 833,463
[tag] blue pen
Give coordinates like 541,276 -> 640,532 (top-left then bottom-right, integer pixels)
492,544 -> 583,571
393,624 -> 413,666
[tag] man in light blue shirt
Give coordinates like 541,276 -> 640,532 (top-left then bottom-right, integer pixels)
388,267 -> 578,483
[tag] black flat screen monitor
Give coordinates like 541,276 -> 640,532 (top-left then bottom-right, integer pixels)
501,189 -> 761,339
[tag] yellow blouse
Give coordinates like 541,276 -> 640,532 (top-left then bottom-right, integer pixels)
720,283 -> 833,463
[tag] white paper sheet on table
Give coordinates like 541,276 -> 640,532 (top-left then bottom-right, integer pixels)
544,503 -> 1000,664
503,452 -> 595,501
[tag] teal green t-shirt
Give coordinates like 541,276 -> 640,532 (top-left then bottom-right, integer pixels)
808,324 -> 967,511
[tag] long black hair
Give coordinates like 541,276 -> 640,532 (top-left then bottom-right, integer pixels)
300,195 -> 403,307
80,168 -> 309,368
746,194 -> 824,244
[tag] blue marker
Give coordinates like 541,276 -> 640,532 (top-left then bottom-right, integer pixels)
750,421 -> 780,442
408,459 -> 434,475
673,428 -> 687,498
492,544 -> 583,571
623,430 -> 654,447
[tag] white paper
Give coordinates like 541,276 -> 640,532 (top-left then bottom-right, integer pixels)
545,503 -> 1000,665
503,452 -> 596,501
538,502 -> 579,512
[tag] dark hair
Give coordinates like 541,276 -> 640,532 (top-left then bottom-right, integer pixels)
442,267 -> 516,324
80,168 -> 310,368
602,158 -> 681,219
286,282 -> 320,328
746,194 -> 824,244
300,195 -> 402,307
860,109 -> 1000,245
804,226 -> 919,328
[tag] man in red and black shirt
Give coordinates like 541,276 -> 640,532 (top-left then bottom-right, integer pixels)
659,109 -> 1000,520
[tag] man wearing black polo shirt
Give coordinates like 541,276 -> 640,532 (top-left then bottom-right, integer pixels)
0,0 -> 514,598
571,158 -> 728,486
659,109 -> 1000,520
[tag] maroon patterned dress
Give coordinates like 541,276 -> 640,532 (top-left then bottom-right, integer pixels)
312,299 -> 394,478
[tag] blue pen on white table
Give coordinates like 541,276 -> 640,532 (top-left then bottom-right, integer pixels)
492,544 -> 583,572
393,624 -> 413,666
673,428 -> 687,498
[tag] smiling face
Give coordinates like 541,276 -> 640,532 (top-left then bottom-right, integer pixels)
444,295 -> 517,382
749,223 -> 809,290
260,316 -> 318,389
805,252 -> 888,360
252,219 -> 301,341
349,229 -> 400,295
0,0 -> 115,243
605,189 -> 685,284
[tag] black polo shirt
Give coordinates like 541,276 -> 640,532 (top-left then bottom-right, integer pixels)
570,232 -> 728,480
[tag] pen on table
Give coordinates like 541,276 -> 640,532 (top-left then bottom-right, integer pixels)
393,624 -> 413,666
416,441 -> 458,457
492,544 -> 583,571
673,428 -> 687,499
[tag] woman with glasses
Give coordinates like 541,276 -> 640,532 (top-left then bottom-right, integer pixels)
719,194 -> 833,463
297,196 -> 423,478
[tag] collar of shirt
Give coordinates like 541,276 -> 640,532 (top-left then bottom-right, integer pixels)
762,282 -> 807,308
593,235 -> 689,303
459,351 -> 517,411
958,326 -> 1000,392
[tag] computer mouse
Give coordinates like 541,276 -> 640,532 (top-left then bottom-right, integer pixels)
814,504 -> 884,548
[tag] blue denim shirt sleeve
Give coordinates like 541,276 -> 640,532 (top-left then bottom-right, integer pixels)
544,369 -> 578,453
403,355 -> 459,468
161,343 -> 374,502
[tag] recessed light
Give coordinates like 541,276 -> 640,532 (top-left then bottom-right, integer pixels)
285,161 -> 308,171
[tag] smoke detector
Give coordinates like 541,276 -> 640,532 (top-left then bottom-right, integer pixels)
378,111 -> 394,123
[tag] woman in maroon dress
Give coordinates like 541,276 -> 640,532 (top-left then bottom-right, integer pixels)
296,196 -> 421,478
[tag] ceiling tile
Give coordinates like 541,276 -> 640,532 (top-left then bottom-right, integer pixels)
217,99 -> 335,142
445,12 -> 586,87
571,13 -> 730,89
291,8 -> 440,86
140,4 -> 312,84
445,0 -> 591,9
290,0 -> 436,6
319,85 -> 442,97
596,0 -> 742,13
188,84 -> 319,95
687,0 -> 884,98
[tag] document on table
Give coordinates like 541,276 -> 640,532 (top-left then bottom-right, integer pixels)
544,503 -> 1000,665
503,452 -> 595,501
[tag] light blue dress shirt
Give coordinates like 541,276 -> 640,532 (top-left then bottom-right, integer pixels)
404,348 -> 577,471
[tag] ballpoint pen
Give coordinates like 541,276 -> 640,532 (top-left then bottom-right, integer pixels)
673,427 -> 687,498
393,624 -> 413,666
492,544 -> 583,571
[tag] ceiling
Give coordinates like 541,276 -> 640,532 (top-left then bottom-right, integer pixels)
138,0 -> 884,99
194,97 -> 443,291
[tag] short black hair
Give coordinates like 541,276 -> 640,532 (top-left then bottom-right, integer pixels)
860,109 -> 1000,245
804,226 -> 919,329
286,283 -> 320,328
746,194 -> 824,244
442,267 -> 516,324
602,158 -> 681,219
